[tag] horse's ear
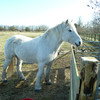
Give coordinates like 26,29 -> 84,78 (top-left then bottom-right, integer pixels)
66,19 -> 68,24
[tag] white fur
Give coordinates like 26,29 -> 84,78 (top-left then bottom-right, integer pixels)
2,20 -> 82,90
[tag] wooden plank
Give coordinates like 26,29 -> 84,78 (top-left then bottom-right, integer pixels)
70,46 -> 80,100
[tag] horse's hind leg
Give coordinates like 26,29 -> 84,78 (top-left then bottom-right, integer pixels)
17,58 -> 25,80
45,61 -> 53,85
2,59 -> 12,82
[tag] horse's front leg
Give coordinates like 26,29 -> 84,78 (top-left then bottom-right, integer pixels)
35,63 -> 45,91
45,61 -> 53,85
17,59 -> 25,80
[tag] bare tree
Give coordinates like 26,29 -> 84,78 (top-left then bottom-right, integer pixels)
88,0 -> 100,33
76,17 -> 84,34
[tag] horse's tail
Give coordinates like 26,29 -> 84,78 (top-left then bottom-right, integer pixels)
7,58 -> 14,77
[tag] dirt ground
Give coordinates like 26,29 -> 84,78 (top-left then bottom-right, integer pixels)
0,53 -> 71,100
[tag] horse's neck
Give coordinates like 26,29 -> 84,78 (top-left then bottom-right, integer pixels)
43,26 -> 63,53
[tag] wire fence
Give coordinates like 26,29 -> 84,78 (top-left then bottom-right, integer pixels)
75,41 -> 100,69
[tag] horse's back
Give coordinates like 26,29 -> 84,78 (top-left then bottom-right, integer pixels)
5,35 -> 32,51
4,35 -> 32,58
11,35 -> 32,43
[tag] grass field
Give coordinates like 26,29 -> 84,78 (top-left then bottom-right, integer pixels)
0,31 -> 71,100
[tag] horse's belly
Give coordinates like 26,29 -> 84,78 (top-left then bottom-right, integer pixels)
16,52 -> 37,64
15,46 -> 38,64
22,57 -> 37,64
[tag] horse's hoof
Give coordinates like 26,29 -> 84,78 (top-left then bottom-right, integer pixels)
22,78 -> 26,81
46,81 -> 51,85
3,80 -> 7,83
45,80 -> 51,85
19,78 -> 26,81
35,89 -> 41,92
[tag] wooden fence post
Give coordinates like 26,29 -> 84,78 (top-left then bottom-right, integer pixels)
79,57 -> 98,100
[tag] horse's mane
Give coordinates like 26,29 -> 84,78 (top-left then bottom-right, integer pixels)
42,22 -> 63,39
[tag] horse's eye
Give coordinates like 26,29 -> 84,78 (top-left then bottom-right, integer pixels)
69,29 -> 72,32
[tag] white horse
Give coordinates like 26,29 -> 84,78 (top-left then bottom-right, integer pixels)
2,20 -> 82,91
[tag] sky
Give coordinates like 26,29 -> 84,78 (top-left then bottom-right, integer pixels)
0,0 -> 94,27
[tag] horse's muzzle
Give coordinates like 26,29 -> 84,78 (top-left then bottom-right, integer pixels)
75,41 -> 82,47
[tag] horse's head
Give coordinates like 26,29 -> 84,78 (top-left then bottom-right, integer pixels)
62,19 -> 82,46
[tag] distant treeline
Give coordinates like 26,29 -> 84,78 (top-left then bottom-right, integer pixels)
0,25 -> 49,32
